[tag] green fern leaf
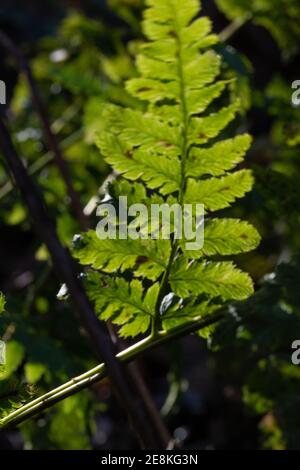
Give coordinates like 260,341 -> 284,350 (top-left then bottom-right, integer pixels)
170,259 -> 254,301
187,135 -> 252,178
188,101 -> 240,144
96,104 -> 179,152
96,132 -> 181,195
85,272 -> 158,337
201,219 -> 261,256
73,232 -> 170,281
108,179 -> 166,210
185,170 -> 254,212
0,379 -> 35,421
180,218 -> 261,257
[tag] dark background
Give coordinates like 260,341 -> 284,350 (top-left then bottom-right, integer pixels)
0,0 -> 300,450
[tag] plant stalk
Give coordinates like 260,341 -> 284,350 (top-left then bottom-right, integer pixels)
0,310 -> 225,429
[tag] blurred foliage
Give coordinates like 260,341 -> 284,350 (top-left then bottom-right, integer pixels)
0,4 -> 138,449
0,0 -> 300,451
108,0 -> 144,33
216,0 -> 300,56
212,257 -> 300,449
210,3 -> 300,447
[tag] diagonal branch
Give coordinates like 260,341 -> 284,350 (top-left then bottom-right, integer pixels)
0,310 -> 225,429
219,14 -> 252,42
0,116 -> 170,449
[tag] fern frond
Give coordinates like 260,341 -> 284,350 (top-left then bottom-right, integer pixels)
75,0 -> 260,338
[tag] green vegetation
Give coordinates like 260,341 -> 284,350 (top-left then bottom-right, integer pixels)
0,0 -> 300,450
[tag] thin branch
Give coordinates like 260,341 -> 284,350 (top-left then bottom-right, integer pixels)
0,117 -> 170,449
0,310 -> 225,429
113,330 -> 173,448
0,30 -> 88,229
219,15 -> 252,43
0,129 -> 83,201
126,361 -> 173,448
